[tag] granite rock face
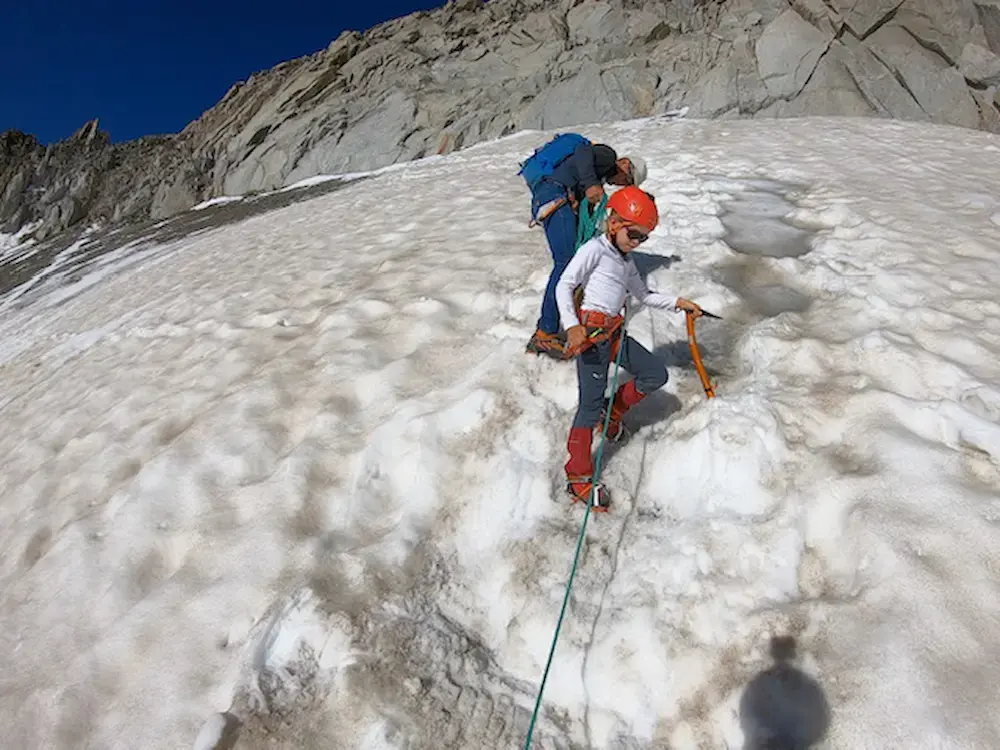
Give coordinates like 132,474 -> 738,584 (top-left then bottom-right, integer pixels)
3,0 -> 1000,241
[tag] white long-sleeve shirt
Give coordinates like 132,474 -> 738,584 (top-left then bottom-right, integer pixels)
556,234 -> 678,329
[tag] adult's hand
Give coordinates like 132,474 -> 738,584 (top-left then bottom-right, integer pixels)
585,184 -> 605,205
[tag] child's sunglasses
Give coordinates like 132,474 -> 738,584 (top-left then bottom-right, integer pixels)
625,227 -> 649,243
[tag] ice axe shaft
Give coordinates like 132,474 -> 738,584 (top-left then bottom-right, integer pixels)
685,310 -> 716,399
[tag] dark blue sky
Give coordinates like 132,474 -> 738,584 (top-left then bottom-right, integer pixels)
1,1 -> 448,145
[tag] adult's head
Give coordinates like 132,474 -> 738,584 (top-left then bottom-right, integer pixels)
609,155 -> 648,187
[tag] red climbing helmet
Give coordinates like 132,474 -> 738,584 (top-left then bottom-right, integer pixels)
606,186 -> 659,232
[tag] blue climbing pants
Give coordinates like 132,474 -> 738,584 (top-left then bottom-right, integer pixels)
530,179 -> 578,334
573,335 -> 668,428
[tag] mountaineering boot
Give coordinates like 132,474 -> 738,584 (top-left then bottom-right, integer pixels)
565,426 -> 611,512
598,380 -> 646,442
526,328 -> 567,359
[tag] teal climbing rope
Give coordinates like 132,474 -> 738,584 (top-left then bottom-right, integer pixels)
575,194 -> 609,249
523,307 -> 627,750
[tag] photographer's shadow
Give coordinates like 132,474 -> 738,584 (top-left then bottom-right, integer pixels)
739,636 -> 831,750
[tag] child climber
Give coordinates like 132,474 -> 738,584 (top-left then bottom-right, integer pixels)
555,186 -> 702,511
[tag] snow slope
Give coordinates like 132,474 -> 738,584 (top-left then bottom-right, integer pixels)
2,115 -> 1000,750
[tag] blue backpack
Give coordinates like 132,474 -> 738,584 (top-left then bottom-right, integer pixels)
518,133 -> 591,190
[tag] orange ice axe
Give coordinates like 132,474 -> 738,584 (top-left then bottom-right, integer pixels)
685,308 -> 719,399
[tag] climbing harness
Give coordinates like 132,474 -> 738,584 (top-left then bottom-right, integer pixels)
528,196 -> 567,228
564,308 -> 624,361
527,192 -> 608,238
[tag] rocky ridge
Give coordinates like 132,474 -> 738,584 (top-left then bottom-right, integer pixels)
3,0 -> 1000,241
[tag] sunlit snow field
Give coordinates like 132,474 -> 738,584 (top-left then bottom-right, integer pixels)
2,116 -> 1000,749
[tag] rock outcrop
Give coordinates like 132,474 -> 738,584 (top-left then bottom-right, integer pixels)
3,0 -> 1000,241
0,122 -> 208,240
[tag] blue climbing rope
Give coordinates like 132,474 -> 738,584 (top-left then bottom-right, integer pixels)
523,304 -> 627,750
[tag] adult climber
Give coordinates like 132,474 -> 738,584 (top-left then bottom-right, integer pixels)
522,136 -> 648,358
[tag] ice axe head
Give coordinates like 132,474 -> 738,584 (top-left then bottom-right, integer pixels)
692,308 -> 721,320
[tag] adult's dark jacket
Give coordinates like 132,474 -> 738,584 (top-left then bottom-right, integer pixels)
547,144 -> 619,203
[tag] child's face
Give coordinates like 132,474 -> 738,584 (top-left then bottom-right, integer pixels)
611,220 -> 649,253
